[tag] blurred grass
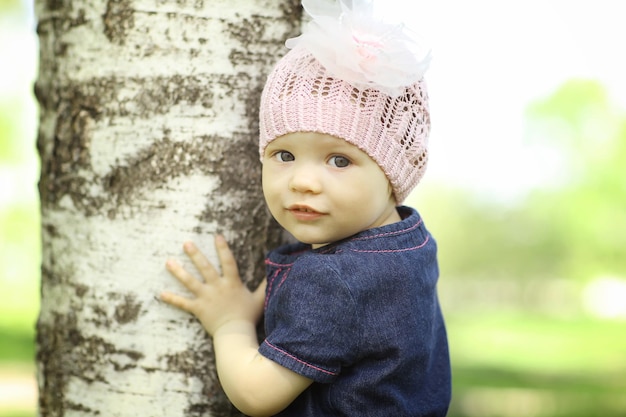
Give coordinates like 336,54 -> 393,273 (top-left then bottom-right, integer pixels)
446,313 -> 626,417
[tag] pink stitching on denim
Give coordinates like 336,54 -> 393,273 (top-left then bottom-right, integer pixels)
265,259 -> 295,268
263,340 -> 338,376
277,267 -> 291,289
264,267 -> 294,310
264,269 -> 281,311
348,234 -> 430,253
268,269 -> 281,286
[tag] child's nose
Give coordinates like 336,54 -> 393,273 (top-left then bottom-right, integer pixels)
289,164 -> 322,194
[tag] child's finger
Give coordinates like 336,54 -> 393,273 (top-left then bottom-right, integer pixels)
183,241 -> 219,282
160,291 -> 194,314
215,235 -> 240,281
165,259 -> 203,293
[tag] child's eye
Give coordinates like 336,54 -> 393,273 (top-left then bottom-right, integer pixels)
275,151 -> 295,162
329,155 -> 351,168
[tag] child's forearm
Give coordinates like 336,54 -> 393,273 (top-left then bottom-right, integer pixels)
212,320 -> 278,416
212,320 -> 312,417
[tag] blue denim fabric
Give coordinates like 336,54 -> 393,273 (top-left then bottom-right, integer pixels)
258,206 -> 451,416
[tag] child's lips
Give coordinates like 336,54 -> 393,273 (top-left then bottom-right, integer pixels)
287,204 -> 324,220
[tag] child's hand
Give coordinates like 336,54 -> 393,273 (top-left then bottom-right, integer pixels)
160,235 -> 267,336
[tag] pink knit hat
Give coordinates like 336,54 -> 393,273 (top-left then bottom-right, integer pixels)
258,0 -> 432,204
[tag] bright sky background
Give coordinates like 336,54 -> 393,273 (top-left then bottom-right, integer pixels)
1,0 -> 625,204
395,0 -> 626,201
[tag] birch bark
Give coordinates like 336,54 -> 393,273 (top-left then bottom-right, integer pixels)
35,1 -> 300,415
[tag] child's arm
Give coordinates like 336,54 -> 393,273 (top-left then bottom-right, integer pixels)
160,236 -> 312,417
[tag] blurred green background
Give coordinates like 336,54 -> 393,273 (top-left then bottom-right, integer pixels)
1,1 -> 625,416
1,0 -> 40,416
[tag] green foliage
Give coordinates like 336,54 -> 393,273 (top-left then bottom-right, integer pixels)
0,103 -> 20,163
415,186 -> 572,281
414,79 -> 626,284
0,327 -> 34,363
0,0 -> 28,19
525,80 -> 626,281
0,202 -> 39,379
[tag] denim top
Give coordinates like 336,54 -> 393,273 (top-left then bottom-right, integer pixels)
258,206 -> 451,416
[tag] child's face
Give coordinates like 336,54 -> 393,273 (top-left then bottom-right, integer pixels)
262,132 -> 399,248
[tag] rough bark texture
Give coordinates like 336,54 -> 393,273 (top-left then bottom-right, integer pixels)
35,0 -> 301,415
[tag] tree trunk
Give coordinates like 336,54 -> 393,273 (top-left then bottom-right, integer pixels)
35,1 -> 301,416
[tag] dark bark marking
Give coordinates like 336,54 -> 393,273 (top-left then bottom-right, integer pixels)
38,311 -> 146,416
37,81 -> 103,214
154,0 -> 205,10
37,75 -> 217,217
162,342 -> 241,416
109,348 -> 144,371
225,2 -> 301,68
38,3 -> 88,29
103,0 -> 135,45
162,341 -> 213,378
74,283 -> 89,297
129,74 -> 216,115
103,133 -> 223,217
44,0 -> 66,11
66,401 -> 101,415
280,0 -> 303,25
114,294 -> 143,324
227,15 -> 267,46
89,304 -> 112,328
37,312 -> 70,417
40,258 -> 77,288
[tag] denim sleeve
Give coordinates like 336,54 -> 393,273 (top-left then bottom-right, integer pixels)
259,259 -> 360,383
